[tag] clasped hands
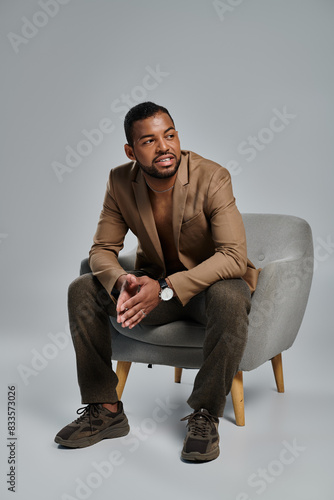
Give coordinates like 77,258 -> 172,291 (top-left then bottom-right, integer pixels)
116,274 -> 161,329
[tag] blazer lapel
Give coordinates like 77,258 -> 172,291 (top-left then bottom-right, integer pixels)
172,152 -> 189,253
132,166 -> 165,266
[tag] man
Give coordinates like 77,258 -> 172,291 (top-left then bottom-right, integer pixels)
54,102 -> 260,462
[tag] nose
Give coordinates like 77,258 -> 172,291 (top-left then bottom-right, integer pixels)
156,136 -> 169,152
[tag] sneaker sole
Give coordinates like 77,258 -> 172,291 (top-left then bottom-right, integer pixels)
54,420 -> 130,449
181,445 -> 220,462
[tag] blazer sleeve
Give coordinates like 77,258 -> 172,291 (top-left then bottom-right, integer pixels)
88,170 -> 129,295
168,169 -> 248,305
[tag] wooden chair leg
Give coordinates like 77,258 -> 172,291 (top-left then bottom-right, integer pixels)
271,353 -> 285,393
116,361 -> 132,399
174,367 -> 183,383
231,370 -> 245,426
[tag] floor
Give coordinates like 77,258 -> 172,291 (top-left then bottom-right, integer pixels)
1,266 -> 333,500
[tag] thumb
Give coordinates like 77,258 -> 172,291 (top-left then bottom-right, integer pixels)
125,274 -> 139,287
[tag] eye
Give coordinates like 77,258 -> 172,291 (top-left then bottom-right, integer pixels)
166,134 -> 174,139
143,139 -> 154,144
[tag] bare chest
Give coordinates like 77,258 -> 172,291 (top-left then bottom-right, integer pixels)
148,190 -> 174,237
148,189 -> 183,273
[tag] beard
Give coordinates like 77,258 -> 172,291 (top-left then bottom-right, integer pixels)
134,153 -> 181,179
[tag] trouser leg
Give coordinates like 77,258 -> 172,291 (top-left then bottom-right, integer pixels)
186,279 -> 251,417
68,273 -> 120,404
68,272 -> 185,404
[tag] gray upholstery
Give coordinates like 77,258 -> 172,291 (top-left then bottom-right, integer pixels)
80,214 -> 314,372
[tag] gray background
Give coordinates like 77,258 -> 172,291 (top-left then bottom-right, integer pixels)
1,1 -> 333,499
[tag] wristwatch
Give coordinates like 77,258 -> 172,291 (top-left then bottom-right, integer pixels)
158,278 -> 174,301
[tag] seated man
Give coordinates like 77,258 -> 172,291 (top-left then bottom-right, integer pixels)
54,101 -> 259,462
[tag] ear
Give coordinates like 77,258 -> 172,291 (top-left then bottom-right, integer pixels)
124,143 -> 135,161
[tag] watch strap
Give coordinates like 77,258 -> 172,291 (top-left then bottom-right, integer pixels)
158,278 -> 168,290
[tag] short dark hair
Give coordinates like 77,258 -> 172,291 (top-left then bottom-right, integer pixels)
124,101 -> 174,146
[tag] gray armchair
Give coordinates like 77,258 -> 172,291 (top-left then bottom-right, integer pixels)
80,214 -> 314,426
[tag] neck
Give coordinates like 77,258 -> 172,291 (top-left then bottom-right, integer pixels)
143,173 -> 176,193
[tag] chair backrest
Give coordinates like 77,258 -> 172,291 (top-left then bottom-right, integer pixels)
242,213 -> 313,269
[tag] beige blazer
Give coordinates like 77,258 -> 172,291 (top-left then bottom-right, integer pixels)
89,150 -> 260,305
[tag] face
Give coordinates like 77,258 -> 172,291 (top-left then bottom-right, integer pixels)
124,112 -> 181,179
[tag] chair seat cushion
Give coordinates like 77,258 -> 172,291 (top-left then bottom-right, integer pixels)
110,317 -> 205,348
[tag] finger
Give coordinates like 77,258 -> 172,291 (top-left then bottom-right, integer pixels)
124,314 -> 143,329
118,293 -> 142,313
117,284 -> 139,313
118,275 -> 138,297
118,303 -> 142,323
116,309 -> 128,323
122,308 -> 147,328
116,295 -> 129,312
124,274 -> 139,289
117,301 -> 142,323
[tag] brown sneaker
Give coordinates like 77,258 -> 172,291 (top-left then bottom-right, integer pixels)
54,401 -> 130,448
181,408 -> 220,462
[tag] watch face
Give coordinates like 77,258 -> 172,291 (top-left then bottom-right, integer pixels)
161,287 -> 173,301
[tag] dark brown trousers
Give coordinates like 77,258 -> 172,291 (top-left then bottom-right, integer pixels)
68,273 -> 251,417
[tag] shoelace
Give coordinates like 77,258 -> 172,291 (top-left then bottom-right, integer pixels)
75,404 -> 101,428
180,410 -> 216,438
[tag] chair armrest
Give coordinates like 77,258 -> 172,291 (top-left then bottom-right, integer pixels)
80,258 -> 92,275
240,253 -> 314,371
